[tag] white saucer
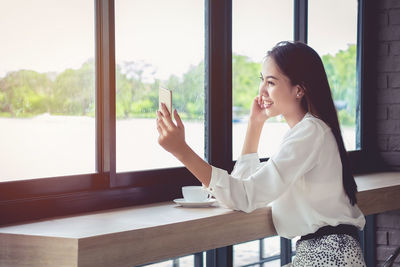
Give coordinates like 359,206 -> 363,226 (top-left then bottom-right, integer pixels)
173,198 -> 217,208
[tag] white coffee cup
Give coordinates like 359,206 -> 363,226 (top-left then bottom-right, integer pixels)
182,186 -> 211,202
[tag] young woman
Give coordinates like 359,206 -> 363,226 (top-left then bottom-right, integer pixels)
156,41 -> 366,266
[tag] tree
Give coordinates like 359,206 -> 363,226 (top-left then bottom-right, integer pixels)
52,59 -> 95,115
232,54 -> 261,117
0,44 -> 357,125
179,61 -> 205,120
116,61 -> 158,118
321,44 -> 357,126
0,70 -> 52,117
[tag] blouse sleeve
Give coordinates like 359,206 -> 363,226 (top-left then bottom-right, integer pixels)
204,119 -> 325,213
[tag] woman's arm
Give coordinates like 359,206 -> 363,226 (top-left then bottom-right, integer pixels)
175,144 -> 212,187
241,96 -> 269,155
156,104 -> 212,187
156,95 -> 268,188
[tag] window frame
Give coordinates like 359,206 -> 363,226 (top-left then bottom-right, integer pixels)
0,0 -> 367,229
0,0 -> 201,225
0,0 -> 375,266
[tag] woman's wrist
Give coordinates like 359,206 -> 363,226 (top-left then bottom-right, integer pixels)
248,118 -> 265,131
173,143 -> 212,186
173,142 -> 191,161
241,120 -> 264,155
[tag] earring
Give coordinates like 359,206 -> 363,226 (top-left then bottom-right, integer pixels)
296,94 -> 300,97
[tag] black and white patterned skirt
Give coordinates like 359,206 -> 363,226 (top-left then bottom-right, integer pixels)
286,234 -> 366,266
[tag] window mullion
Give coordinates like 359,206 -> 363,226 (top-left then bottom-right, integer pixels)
205,0 -> 233,266
294,0 -> 308,43
205,0 -> 232,169
96,0 -> 116,187
280,237 -> 292,265
356,0 -> 364,152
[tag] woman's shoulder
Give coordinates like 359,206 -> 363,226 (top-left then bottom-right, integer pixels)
290,112 -> 330,136
281,113 -> 332,145
302,112 -> 330,132
280,115 -> 326,148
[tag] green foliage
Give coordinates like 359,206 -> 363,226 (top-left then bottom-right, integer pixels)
115,61 -> 160,119
0,45 -> 358,125
115,60 -> 204,120
0,70 -> 52,117
321,44 -> 357,126
337,109 -> 355,126
232,54 -> 260,115
52,59 -> 95,115
176,62 -> 204,120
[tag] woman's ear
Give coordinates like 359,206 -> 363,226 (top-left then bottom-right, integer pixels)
295,85 -> 305,99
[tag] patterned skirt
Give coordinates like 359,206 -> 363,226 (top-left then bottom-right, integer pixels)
287,234 -> 366,266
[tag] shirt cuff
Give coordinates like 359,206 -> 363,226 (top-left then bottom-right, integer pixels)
202,165 -> 225,194
236,153 -> 259,164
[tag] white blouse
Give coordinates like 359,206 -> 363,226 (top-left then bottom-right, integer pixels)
204,112 -> 365,239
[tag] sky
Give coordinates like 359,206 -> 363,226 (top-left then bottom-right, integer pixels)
0,0 -> 357,80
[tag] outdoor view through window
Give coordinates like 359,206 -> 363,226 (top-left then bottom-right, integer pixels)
1,0 -> 360,266
232,0 -> 359,161
115,0 -> 205,172
0,0 -> 95,182
230,1 -> 358,266
0,0 -> 358,182
232,0 -> 294,161
308,0 -> 359,151
231,1 -> 293,266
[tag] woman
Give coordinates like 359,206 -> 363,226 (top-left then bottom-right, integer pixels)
156,41 -> 366,266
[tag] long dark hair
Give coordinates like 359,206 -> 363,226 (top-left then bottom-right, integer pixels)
267,41 -> 358,205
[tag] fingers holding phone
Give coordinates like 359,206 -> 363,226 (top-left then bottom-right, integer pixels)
157,87 -> 186,155
159,87 -> 172,116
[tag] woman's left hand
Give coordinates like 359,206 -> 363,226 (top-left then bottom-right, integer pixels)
249,96 -> 269,125
156,103 -> 186,156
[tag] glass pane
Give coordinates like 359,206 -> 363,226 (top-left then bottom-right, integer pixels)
308,0 -> 359,151
232,0 -> 294,160
0,0 -> 95,181
262,236 -> 280,258
262,259 -> 280,267
115,0 -> 205,172
291,236 -> 300,252
142,260 -> 173,267
233,239 -> 260,266
178,255 -> 194,266
141,255 -> 195,267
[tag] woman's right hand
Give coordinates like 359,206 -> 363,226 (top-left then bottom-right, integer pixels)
241,96 -> 268,155
156,104 -> 187,158
249,96 -> 269,125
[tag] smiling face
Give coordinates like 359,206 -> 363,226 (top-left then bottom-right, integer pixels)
259,56 -> 304,118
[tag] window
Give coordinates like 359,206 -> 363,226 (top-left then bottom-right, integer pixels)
1,0 -> 367,266
232,0 -> 293,160
231,1 -> 294,264
138,253 -> 205,267
308,0 -> 359,151
115,0 -> 205,172
0,0 -> 95,182
234,237 -> 281,266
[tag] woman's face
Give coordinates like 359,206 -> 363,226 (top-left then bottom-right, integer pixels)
259,57 -> 300,118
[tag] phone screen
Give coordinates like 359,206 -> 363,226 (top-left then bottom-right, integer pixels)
159,87 -> 172,114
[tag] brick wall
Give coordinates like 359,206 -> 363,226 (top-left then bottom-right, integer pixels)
375,0 -> 400,266
376,210 -> 400,266
376,0 -> 400,169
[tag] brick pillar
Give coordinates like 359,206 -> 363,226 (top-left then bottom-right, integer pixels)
376,0 -> 400,169
375,0 -> 400,266
376,210 -> 400,265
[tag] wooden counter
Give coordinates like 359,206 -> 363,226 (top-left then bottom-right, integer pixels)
0,172 -> 399,267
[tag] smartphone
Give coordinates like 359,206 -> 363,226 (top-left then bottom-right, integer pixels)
159,86 -> 172,115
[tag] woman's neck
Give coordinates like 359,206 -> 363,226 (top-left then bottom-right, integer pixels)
283,110 -> 308,128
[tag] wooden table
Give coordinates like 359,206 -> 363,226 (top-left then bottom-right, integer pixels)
0,172 -> 399,267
